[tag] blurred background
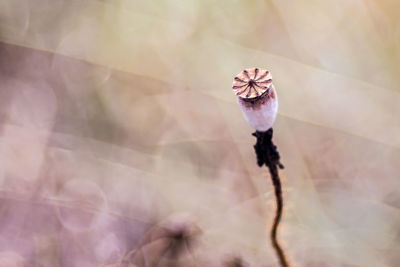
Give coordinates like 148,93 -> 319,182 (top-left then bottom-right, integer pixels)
0,0 -> 399,266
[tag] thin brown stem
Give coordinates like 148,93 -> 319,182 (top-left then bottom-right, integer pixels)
268,165 -> 289,267
252,129 -> 289,267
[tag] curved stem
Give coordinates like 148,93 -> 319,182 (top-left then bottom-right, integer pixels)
268,165 -> 289,267
252,129 -> 289,267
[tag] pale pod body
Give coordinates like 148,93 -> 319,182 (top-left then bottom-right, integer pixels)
232,68 -> 278,132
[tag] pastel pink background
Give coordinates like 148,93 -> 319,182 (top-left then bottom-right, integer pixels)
0,1 -> 399,266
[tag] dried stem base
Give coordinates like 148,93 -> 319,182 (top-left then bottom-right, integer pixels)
253,129 -> 289,267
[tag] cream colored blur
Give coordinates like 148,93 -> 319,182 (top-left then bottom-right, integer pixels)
0,0 -> 399,266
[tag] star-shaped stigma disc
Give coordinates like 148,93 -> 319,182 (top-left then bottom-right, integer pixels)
232,68 -> 273,99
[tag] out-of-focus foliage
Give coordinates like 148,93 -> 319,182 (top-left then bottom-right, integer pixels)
0,0 -> 399,266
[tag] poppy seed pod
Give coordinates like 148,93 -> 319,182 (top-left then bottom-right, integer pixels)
232,68 -> 289,267
232,68 -> 278,132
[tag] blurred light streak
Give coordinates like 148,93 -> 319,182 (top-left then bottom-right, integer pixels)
0,0 -> 399,266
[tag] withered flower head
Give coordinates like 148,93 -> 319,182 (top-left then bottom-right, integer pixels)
123,214 -> 202,266
224,256 -> 249,267
232,68 -> 278,131
232,68 -> 272,99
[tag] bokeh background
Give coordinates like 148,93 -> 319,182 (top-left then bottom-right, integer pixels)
0,0 -> 399,266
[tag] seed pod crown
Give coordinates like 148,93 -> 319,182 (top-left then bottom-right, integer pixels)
232,68 -> 273,99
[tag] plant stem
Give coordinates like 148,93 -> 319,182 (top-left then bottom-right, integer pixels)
268,163 -> 288,267
253,129 -> 289,267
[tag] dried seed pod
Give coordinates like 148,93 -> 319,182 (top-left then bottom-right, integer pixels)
233,69 -> 288,267
232,68 -> 278,132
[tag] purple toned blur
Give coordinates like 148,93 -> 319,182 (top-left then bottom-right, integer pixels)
0,1 -> 400,266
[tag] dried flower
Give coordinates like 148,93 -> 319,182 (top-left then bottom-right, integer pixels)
232,68 -> 289,267
232,68 -> 278,131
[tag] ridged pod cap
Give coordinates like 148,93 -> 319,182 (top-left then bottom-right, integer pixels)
232,68 -> 273,99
